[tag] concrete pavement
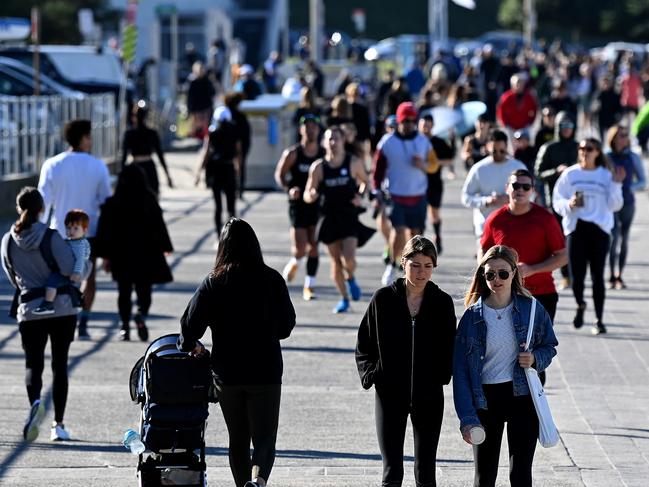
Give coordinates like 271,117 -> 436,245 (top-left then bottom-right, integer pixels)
0,147 -> 648,486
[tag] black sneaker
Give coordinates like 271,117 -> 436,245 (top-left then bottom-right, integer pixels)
134,314 -> 149,342
77,315 -> 91,341
33,301 -> 55,315
592,322 -> 607,335
573,303 -> 586,329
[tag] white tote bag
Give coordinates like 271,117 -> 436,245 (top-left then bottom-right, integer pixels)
524,298 -> 560,448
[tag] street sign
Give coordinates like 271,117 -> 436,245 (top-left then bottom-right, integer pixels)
155,3 -> 178,16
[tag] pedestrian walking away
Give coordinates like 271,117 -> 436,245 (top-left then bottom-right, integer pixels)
120,100 -> 174,196
37,119 -> 112,340
461,129 -> 526,251
274,114 -> 325,301
225,93 -> 252,200
552,138 -> 625,335
605,125 -> 646,290
453,245 -> 558,487
1,187 -> 80,443
356,235 -> 456,487
195,105 -> 242,237
372,102 -> 439,286
178,218 -> 296,487
94,164 -> 174,342
303,126 -> 374,314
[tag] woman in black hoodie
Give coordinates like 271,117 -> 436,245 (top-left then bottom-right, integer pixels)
356,235 -> 456,487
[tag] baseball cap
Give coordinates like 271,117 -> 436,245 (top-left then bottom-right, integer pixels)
385,115 -> 397,128
558,120 -> 575,129
396,102 -> 418,123
514,129 -> 529,140
299,114 -> 321,125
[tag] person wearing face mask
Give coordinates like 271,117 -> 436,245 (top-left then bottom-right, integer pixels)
372,102 -> 439,286
356,235 -> 456,487
453,245 -> 558,487
553,138 -> 625,335
461,130 -> 526,251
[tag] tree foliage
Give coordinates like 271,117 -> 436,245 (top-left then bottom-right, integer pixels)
2,0 -> 114,44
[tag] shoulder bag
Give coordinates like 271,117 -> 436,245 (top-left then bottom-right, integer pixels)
525,297 -> 560,448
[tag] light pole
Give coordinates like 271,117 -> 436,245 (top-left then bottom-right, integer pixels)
309,0 -> 323,63
524,0 -> 537,46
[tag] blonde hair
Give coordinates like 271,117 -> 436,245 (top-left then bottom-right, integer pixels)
464,245 -> 531,307
606,124 -> 629,153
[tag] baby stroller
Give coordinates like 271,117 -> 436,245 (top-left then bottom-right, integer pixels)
129,334 -> 217,486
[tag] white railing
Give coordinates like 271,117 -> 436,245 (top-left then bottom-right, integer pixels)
0,93 -> 118,178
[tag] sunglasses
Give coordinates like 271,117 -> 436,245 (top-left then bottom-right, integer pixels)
511,182 -> 532,191
578,145 -> 596,152
484,269 -> 512,281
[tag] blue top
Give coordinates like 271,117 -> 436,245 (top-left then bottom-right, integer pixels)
452,294 -> 558,431
606,148 -> 647,205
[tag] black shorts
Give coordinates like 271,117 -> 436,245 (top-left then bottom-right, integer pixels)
318,209 -> 375,247
426,178 -> 444,208
289,200 -> 320,228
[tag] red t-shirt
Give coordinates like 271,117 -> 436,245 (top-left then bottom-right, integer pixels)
481,203 -> 565,295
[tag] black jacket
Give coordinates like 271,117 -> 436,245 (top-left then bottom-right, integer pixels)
179,265 -> 295,385
355,279 -> 456,400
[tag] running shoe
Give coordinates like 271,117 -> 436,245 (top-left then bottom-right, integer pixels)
333,298 -> 350,314
23,399 -> 45,442
50,423 -> 70,441
302,287 -> 315,301
134,314 -> 149,342
615,277 -> 627,290
382,246 -> 391,265
592,321 -> 607,335
282,260 -> 299,282
77,315 -> 91,341
381,264 -> 396,286
346,277 -> 362,301
573,303 -> 586,329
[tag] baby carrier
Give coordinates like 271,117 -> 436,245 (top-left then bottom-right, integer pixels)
129,334 -> 218,486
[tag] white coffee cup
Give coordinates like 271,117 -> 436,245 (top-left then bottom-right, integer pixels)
469,426 -> 486,445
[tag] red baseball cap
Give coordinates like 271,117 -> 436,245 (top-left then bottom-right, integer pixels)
396,102 -> 418,123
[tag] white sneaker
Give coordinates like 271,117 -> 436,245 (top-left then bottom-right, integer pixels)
282,260 -> 299,282
381,264 -> 396,286
50,423 -> 70,441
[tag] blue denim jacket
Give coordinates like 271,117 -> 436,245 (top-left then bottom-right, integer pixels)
452,294 -> 558,430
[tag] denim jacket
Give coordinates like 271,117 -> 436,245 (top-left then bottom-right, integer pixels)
452,294 -> 558,430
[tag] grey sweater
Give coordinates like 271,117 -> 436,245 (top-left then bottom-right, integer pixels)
1,222 -> 77,322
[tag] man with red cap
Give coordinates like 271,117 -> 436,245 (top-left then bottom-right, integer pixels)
372,102 -> 439,285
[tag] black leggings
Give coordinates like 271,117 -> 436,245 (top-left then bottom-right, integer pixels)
19,315 -> 76,423
375,386 -> 445,487
567,220 -> 610,321
211,163 -> 237,234
218,384 -> 281,487
609,203 -> 635,278
117,280 -> 152,327
474,382 -> 538,487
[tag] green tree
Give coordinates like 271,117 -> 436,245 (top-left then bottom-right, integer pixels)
2,0 -> 114,44
498,0 -> 524,31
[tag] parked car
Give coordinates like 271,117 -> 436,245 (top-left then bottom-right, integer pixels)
453,30 -> 536,58
0,56 -> 85,98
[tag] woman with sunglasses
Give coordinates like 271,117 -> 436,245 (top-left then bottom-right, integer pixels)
605,125 -> 646,290
552,138 -> 625,334
453,245 -> 558,487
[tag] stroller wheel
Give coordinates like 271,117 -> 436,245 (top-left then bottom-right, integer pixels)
138,468 -> 161,487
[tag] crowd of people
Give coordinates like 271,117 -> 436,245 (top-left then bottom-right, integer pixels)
2,38 -> 649,487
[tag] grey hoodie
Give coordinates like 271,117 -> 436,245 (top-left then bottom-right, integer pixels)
1,222 -> 76,322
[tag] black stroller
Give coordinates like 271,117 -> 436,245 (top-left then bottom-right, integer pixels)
129,334 -> 217,486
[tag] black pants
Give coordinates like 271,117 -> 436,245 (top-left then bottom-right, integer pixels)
567,220 -> 610,321
211,163 -> 236,234
609,203 -> 635,278
532,292 -> 557,385
117,279 -> 152,327
218,384 -> 281,487
474,382 -> 538,487
19,315 -> 76,423
375,385 -> 444,487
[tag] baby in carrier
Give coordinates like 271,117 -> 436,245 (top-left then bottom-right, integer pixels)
33,209 -> 90,315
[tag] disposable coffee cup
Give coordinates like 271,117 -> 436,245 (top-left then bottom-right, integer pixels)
469,426 -> 486,445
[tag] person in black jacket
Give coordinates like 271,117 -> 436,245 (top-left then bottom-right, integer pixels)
179,218 -> 296,487
225,92 -> 252,199
95,165 -> 173,342
356,235 -> 456,487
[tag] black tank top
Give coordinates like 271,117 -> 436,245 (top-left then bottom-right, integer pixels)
320,154 -> 356,213
288,144 -> 325,191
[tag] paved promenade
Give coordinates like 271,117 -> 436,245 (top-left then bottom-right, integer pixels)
1,148 -> 648,486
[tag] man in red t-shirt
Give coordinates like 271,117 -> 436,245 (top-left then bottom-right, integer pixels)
481,169 -> 567,321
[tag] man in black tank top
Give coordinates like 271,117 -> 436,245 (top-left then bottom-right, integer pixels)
274,115 -> 324,301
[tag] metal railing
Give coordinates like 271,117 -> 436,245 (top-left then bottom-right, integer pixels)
0,93 -> 118,178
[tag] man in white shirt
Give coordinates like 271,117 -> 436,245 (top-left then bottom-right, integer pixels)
461,129 -> 527,254
38,119 -> 112,339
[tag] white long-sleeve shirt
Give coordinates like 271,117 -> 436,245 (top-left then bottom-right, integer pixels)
461,156 -> 527,237
552,164 -> 623,235
38,151 -> 112,238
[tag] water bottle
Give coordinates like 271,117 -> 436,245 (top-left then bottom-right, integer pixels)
123,429 -> 145,455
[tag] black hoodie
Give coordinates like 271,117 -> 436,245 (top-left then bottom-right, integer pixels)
355,278 -> 456,401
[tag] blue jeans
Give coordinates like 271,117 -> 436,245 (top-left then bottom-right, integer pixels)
609,203 -> 635,278
45,272 -> 70,290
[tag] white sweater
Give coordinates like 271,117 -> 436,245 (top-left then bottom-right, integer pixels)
552,165 -> 623,235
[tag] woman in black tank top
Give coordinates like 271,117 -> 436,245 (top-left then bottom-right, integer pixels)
303,126 -> 374,314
